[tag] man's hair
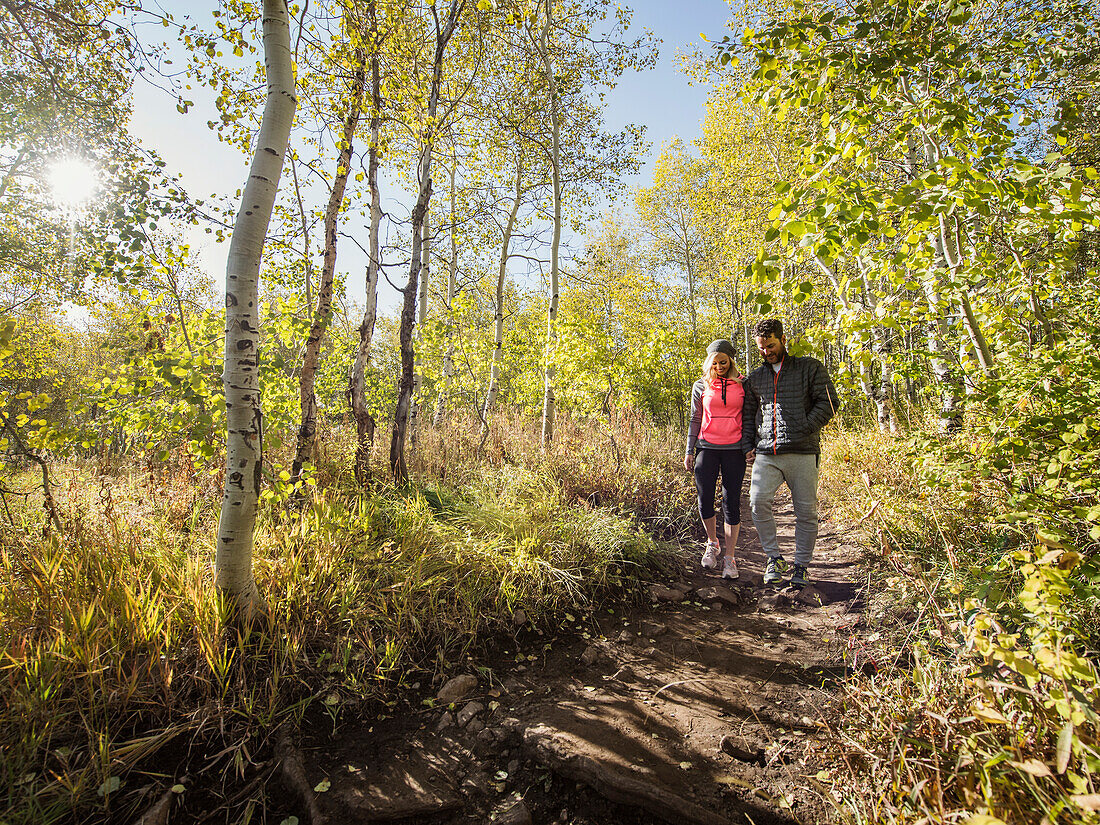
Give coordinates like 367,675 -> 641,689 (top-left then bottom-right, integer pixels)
754,318 -> 784,339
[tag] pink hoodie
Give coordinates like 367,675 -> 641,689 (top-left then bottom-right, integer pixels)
685,376 -> 748,454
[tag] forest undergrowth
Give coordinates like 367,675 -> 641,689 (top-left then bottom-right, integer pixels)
819,372 -> 1100,824
3,404 -> 1099,824
0,413 -> 689,824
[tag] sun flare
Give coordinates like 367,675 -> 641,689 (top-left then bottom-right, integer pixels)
49,157 -> 100,209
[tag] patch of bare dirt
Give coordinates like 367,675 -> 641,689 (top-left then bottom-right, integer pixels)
285,492 -> 868,825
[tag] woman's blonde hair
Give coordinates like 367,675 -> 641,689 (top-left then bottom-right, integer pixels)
702,350 -> 741,382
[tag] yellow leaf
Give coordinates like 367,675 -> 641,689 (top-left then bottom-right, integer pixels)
1071,795 -> 1100,812
1056,721 -> 1073,774
972,703 -> 1009,724
1010,759 -> 1052,777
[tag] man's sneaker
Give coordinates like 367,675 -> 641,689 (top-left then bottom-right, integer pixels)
721,556 -> 739,580
790,564 -> 809,589
763,556 -> 786,585
701,541 -> 720,570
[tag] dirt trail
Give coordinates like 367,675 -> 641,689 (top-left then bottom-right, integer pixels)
299,490 -> 867,825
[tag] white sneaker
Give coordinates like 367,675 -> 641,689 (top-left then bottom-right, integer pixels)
701,541 -> 720,569
722,556 -> 739,580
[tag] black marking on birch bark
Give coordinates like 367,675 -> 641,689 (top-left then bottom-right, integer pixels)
264,147 -> 278,156
226,293 -> 238,307
254,409 -> 263,495
229,471 -> 244,488
237,339 -> 254,351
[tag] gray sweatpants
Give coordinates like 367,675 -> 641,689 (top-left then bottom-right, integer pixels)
749,452 -> 820,567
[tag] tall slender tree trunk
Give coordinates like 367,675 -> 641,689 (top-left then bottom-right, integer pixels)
854,258 -> 898,433
434,160 -> 459,427
291,50 -> 365,489
289,154 -> 314,308
390,0 -> 464,484
349,0 -> 382,485
677,203 -> 698,345
537,0 -> 562,448
215,0 -> 296,619
815,255 -> 889,429
482,152 -> 524,428
904,130 -> 962,433
937,212 -> 996,375
409,211 -> 431,450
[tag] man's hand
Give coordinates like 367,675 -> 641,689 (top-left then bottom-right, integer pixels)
746,450 -> 756,462
684,454 -> 693,472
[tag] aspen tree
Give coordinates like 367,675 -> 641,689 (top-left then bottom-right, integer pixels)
215,0 -> 296,617
347,0 -> 387,485
291,42 -> 366,490
533,0 -> 561,448
390,0 -> 465,484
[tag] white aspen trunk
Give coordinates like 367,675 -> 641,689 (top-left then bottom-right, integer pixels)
815,255 -> 880,425
215,0 -> 296,617
349,0 -> 382,485
482,152 -> 524,428
291,50 -> 364,487
1006,242 -> 1054,346
390,0 -> 464,484
537,0 -> 561,448
937,212 -> 996,374
904,129 -> 962,433
409,210 -> 431,449
854,258 -> 898,433
433,160 -> 459,428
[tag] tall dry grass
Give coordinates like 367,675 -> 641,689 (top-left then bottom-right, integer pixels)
0,412 -> 685,823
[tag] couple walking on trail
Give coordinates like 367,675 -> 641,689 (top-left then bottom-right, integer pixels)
684,319 -> 839,589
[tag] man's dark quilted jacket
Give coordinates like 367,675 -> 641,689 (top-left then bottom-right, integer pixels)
743,355 -> 839,455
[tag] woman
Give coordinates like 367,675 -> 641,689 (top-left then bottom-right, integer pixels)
684,339 -> 756,579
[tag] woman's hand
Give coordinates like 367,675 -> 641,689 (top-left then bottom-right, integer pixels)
683,454 -> 693,472
745,450 -> 756,462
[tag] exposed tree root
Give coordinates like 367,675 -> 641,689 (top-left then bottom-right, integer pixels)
276,730 -> 325,825
133,784 -> 177,825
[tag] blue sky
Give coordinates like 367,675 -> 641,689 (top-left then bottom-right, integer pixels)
126,0 -> 737,310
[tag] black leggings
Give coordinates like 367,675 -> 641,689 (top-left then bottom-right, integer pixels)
694,448 -> 747,525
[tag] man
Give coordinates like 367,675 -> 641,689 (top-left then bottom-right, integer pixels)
743,319 -> 839,589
